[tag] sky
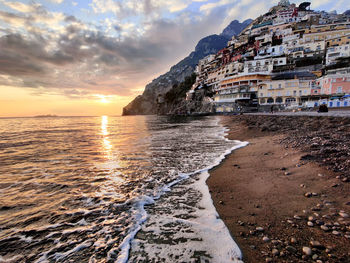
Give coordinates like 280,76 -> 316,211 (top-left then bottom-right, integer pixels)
0,0 -> 349,117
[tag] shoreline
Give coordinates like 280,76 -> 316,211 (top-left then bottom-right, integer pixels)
207,115 -> 350,262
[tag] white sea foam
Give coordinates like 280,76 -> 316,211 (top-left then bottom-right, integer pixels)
0,115 -> 248,263
120,117 -> 249,263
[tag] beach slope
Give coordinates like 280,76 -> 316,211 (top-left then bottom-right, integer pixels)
208,115 -> 350,263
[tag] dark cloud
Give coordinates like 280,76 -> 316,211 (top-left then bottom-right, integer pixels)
0,3 -> 232,97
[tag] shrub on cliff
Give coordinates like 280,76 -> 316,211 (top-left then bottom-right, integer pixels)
164,73 -> 196,103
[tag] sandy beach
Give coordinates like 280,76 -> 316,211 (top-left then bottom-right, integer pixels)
208,115 -> 350,263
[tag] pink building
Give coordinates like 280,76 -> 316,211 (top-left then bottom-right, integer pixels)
318,74 -> 350,95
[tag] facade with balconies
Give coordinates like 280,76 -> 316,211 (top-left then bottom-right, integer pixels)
258,72 -> 317,106
213,74 -> 271,112
244,57 -> 287,74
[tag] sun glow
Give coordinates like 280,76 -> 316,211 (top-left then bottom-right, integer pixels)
96,94 -> 111,104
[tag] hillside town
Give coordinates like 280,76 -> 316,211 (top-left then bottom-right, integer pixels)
186,0 -> 350,113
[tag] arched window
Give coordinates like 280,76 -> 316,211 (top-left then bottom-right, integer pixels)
267,98 -> 274,104
276,97 -> 283,103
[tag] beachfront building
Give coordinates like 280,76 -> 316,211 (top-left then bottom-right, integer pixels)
317,70 -> 350,95
214,74 -> 271,112
258,72 -> 317,106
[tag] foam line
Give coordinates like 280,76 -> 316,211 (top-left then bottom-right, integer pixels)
115,117 -> 249,263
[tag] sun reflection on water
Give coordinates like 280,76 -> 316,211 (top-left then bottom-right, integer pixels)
101,116 -> 112,159
97,116 -> 124,199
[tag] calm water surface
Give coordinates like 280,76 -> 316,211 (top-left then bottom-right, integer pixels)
0,116 -> 245,263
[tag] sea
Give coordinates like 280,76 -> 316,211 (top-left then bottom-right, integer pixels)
0,115 -> 247,263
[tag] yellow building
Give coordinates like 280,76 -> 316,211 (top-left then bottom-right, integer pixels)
258,72 -> 316,106
326,33 -> 350,47
303,29 -> 350,44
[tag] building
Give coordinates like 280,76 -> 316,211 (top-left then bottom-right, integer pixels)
244,57 -> 287,74
214,74 -> 271,112
326,44 -> 350,65
258,72 -> 317,106
317,71 -> 350,95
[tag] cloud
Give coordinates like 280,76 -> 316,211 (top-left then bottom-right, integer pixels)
0,1 -> 234,98
2,1 -> 40,13
49,0 -> 64,4
2,0 -> 347,102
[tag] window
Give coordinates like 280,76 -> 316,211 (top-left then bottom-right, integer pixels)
337,86 -> 343,93
293,90 -> 297,96
299,90 -> 302,95
260,93 -> 264,97
278,84 -> 282,89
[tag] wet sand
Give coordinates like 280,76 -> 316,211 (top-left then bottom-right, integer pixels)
208,115 -> 350,263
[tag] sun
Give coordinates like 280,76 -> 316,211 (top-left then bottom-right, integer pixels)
96,94 -> 111,104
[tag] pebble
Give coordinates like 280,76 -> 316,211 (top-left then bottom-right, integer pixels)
272,248 -> 279,256
287,219 -> 294,224
286,246 -> 297,253
312,192 -> 318,196
284,172 -> 290,176
304,192 -> 312,198
316,220 -> 324,225
312,254 -> 319,260
256,227 -> 264,232
321,225 -> 329,231
318,173 -> 324,177
271,240 -> 280,245
303,246 -> 312,256
300,184 -> 305,188
290,237 -> 297,243
310,241 -> 324,249
339,212 -> 349,218
332,230 -> 340,236
307,221 -> 314,227
294,215 -> 301,220
262,236 -> 270,242
219,200 -> 224,205
265,257 -> 272,262
308,216 -> 315,221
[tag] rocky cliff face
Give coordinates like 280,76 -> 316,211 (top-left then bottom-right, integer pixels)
122,20 -> 251,116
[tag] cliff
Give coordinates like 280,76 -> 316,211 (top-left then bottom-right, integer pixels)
122,19 -> 252,116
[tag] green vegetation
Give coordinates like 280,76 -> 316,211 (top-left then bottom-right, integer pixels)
164,73 -> 197,103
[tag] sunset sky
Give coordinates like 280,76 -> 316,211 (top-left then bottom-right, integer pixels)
1,0 -> 349,117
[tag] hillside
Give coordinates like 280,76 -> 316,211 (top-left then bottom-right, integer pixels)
122,19 -> 252,116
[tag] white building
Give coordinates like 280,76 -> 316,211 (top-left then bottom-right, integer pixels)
326,44 -> 350,65
244,57 -> 287,74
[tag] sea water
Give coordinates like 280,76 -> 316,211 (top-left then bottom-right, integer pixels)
0,115 -> 246,263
